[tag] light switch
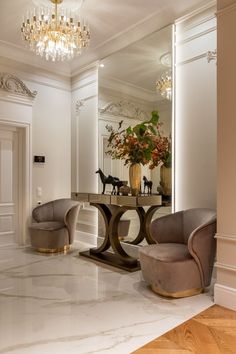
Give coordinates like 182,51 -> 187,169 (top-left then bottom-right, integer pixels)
37,187 -> 42,197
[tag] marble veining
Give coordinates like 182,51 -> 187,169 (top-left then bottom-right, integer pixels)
0,243 -> 213,354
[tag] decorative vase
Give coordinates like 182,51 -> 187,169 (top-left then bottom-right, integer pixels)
160,165 -> 171,196
129,163 -> 141,196
119,181 -> 130,196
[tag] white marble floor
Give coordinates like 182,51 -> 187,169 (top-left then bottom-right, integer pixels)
0,243 -> 213,354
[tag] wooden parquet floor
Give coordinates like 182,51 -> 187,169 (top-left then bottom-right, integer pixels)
133,305 -> 236,354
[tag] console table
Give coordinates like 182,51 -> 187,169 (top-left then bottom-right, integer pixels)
71,192 -> 162,272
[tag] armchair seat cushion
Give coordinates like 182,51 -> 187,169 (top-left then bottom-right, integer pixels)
139,208 -> 216,297
30,221 -> 65,231
29,199 -> 80,252
140,243 -> 192,262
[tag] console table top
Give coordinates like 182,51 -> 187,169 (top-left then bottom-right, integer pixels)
71,192 -> 162,207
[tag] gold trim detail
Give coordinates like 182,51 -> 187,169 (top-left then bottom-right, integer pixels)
36,245 -> 70,254
151,284 -> 203,298
51,0 -> 63,4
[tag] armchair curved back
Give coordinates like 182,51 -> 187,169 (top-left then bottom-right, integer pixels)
32,201 -> 54,222
182,208 -> 216,243
150,208 -> 216,288
150,211 -> 184,244
150,208 -> 216,245
32,199 -> 79,223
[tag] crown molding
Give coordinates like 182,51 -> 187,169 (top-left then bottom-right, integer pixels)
71,61 -> 99,83
176,25 -> 216,45
175,0 -> 216,25
0,57 -> 71,92
99,76 -> 159,103
70,10 -> 177,74
0,40 -> 71,78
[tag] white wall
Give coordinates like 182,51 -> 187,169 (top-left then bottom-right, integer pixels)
0,58 -> 71,243
175,4 -> 217,211
71,65 -> 99,244
215,0 -> 236,311
30,81 -> 71,205
71,65 -> 99,193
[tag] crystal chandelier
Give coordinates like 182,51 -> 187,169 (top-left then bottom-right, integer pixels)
21,0 -> 90,62
156,71 -> 172,100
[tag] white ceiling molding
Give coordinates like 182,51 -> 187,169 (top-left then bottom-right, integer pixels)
99,76 -> 159,103
0,57 -> 71,92
0,0 -> 214,76
0,40 -> 71,78
0,73 -> 37,98
175,0 -> 216,25
99,100 -> 149,121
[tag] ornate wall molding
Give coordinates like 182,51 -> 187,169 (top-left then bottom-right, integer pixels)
207,49 -> 217,63
99,100 -> 149,121
76,99 -> 85,113
0,73 -> 37,98
177,49 -> 217,66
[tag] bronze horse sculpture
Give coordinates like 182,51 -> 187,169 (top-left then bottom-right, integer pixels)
96,169 -> 124,195
143,176 -> 153,195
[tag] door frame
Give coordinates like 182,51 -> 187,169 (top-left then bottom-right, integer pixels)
0,120 -> 31,245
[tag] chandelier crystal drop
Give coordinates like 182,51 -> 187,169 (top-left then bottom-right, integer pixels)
21,0 -> 90,62
156,71 -> 172,101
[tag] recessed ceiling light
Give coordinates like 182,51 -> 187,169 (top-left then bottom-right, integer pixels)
100,63 -> 105,68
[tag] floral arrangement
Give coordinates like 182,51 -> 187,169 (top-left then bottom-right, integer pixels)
105,111 -> 171,169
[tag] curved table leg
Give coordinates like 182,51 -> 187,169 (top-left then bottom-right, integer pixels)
124,207 -> 146,245
109,206 -> 138,267
89,203 -> 112,254
145,205 -> 162,244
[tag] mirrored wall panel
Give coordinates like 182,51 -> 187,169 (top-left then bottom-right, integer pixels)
98,26 -> 173,241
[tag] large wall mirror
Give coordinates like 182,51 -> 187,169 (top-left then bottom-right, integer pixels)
98,24 -> 173,243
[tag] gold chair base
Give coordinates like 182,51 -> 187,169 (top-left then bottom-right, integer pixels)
36,245 -> 70,254
151,284 -> 203,298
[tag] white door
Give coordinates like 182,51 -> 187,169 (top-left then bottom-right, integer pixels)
0,125 -> 18,246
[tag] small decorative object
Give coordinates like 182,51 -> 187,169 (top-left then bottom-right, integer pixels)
119,181 -> 130,196
96,169 -> 124,195
160,165 -> 171,197
105,111 -> 170,196
143,176 -> 153,195
129,163 -> 141,195
158,141 -> 172,198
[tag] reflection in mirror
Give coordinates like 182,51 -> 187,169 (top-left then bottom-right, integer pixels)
98,25 -> 173,244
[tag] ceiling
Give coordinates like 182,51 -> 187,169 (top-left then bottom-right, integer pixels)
0,0 -> 209,76
99,25 -> 172,93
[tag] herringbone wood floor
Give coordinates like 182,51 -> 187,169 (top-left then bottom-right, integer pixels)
133,305 -> 236,353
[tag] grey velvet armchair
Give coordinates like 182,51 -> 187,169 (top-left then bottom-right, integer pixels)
139,208 -> 216,298
29,199 -> 80,253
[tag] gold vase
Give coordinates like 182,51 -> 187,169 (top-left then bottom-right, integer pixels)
129,163 -> 141,196
160,165 -> 171,196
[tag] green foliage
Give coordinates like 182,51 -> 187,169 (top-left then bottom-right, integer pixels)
105,111 -> 171,169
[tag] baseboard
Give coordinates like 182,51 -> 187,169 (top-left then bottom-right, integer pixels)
214,283 -> 236,311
